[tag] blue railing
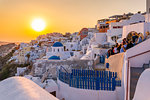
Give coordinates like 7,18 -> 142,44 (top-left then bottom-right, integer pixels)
116,80 -> 121,87
58,69 -> 121,91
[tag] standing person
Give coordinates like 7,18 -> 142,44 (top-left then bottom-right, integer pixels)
123,38 -> 127,45
137,33 -> 142,44
126,41 -> 133,50
111,47 -> 114,55
114,45 -> 118,54
107,50 -> 111,58
132,33 -> 138,45
117,44 -> 121,53
145,31 -> 150,39
120,44 -> 126,53
116,43 -> 119,47
123,42 -> 127,50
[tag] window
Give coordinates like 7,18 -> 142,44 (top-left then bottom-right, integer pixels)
113,26 -> 123,29
113,26 -> 117,29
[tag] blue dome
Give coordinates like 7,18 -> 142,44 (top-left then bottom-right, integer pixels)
48,56 -> 60,60
53,42 -> 63,47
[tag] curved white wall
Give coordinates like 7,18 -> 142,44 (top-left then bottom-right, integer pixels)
122,22 -> 150,39
57,79 -> 119,100
123,38 -> 150,100
0,77 -> 58,100
133,68 -> 150,100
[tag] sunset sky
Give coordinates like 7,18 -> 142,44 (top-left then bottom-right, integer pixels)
0,0 -> 146,42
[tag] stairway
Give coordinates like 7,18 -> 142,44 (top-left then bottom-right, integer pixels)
41,69 -> 51,83
94,55 -> 106,71
130,62 -> 150,100
94,63 -> 105,71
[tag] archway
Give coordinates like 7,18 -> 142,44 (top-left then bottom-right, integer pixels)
126,31 -> 138,42
126,31 -> 144,43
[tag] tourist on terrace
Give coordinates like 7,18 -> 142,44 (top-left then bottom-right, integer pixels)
110,47 -> 114,55
107,50 -> 111,58
107,32 -> 146,58
123,42 -> 127,49
126,41 -> 133,50
137,33 -> 143,44
114,46 -> 118,54
120,44 -> 126,53
122,38 -> 127,45
145,31 -> 150,39
117,43 -> 121,53
132,33 -> 138,45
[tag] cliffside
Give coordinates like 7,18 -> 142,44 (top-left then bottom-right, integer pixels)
0,43 -> 16,57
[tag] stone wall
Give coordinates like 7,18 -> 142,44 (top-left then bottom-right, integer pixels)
33,59 -> 94,78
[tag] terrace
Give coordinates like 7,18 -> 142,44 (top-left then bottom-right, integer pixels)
58,69 -> 121,91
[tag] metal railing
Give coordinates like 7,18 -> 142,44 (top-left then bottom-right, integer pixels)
58,69 -> 121,91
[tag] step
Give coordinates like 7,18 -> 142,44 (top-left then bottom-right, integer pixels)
131,72 -> 142,77
131,68 -> 144,73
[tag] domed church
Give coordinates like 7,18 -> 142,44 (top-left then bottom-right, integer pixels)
46,42 -> 71,60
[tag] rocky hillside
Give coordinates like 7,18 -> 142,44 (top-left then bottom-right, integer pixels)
0,48 -> 16,69
0,41 -> 10,46
0,43 -> 17,57
0,47 -> 30,81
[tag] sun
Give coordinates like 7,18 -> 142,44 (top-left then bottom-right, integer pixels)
31,18 -> 46,32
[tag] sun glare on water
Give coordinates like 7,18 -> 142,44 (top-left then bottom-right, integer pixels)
31,18 -> 46,32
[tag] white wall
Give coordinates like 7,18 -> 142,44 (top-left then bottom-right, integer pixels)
64,42 -> 78,51
123,38 -> 150,100
122,53 -> 129,100
57,79 -> 117,100
122,22 -> 150,39
109,21 -> 128,30
145,14 -> 150,22
107,29 -> 123,37
129,14 -> 145,24
122,23 -> 145,39
126,38 -> 150,67
46,46 -> 71,60
52,47 -> 64,53
133,68 -> 150,100
93,48 -> 108,56
95,33 -> 107,44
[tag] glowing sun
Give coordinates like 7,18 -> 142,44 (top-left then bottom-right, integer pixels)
31,18 -> 46,32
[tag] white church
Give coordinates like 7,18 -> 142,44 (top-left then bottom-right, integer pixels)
46,42 -> 71,60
